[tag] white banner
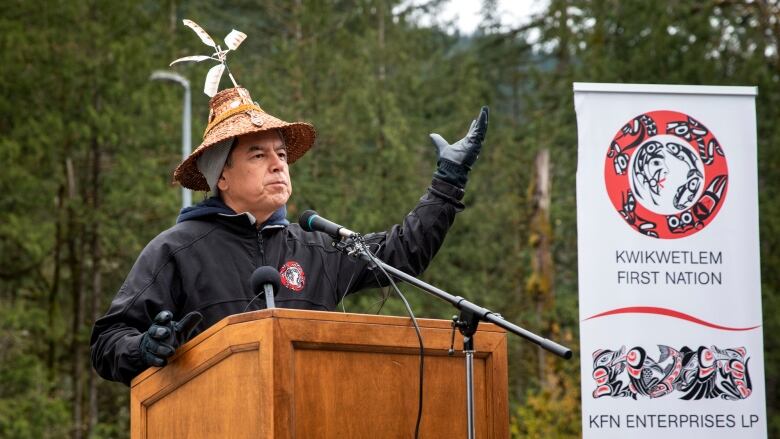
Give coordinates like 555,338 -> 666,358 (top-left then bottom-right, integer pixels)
574,83 -> 766,438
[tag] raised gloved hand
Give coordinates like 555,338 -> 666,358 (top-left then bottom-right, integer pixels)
139,310 -> 203,368
430,106 -> 489,188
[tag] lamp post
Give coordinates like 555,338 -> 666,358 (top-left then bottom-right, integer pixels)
150,70 -> 192,209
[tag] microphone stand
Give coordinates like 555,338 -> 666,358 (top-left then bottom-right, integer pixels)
264,284 -> 276,309
334,236 -> 572,439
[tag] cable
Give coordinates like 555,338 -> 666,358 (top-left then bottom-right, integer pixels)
367,273 -> 392,313
339,271 -> 357,313
366,242 -> 393,314
338,241 -> 380,313
242,291 -> 264,313
374,285 -> 392,314
367,268 -> 392,314
363,247 -> 425,439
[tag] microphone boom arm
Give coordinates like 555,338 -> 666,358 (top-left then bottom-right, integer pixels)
335,237 -> 572,359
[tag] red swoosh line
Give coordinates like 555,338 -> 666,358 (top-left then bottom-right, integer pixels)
583,306 -> 761,331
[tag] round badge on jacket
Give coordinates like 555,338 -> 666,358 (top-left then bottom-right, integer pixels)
280,261 -> 305,292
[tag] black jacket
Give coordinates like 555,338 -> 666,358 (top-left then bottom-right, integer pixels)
90,178 -> 464,385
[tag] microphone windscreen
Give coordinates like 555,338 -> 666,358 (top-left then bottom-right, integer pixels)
250,266 -> 282,296
298,210 -> 318,232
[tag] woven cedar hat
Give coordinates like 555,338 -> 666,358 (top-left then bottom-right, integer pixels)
173,87 -> 316,191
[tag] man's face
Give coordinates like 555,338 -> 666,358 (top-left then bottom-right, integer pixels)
218,130 -> 292,218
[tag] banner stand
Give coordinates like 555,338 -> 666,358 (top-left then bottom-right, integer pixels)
574,82 -> 766,438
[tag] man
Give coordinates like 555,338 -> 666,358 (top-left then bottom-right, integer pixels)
90,86 -> 488,385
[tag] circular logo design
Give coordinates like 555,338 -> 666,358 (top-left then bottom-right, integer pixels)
280,261 -> 306,292
604,111 -> 728,239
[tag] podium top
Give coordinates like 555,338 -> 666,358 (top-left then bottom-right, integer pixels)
215,308 -> 505,333
132,309 -> 505,385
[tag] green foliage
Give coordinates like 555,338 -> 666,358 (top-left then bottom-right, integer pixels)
1,0 -> 778,437
511,374 -> 581,438
0,304 -> 69,438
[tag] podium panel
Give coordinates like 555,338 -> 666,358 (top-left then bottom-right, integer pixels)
131,309 -> 508,438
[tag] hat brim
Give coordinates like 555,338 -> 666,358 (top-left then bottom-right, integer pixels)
173,111 -> 316,191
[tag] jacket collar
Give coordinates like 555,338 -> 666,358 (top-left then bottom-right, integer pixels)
176,196 -> 289,231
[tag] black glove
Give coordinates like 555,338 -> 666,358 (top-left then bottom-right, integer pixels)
139,310 -> 203,368
430,106 -> 489,188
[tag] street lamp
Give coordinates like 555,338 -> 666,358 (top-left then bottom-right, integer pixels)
150,70 -> 192,209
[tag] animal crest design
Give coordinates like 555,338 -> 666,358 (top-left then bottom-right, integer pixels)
604,110 -> 728,239
592,345 -> 752,400
170,19 -> 247,97
280,261 -> 305,292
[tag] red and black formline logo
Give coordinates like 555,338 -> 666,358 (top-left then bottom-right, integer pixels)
604,110 -> 729,239
280,261 -> 305,292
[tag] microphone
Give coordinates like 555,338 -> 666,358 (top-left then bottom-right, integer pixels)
298,210 -> 357,240
246,266 -> 282,310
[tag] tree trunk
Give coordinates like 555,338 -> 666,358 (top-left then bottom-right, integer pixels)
168,0 -> 177,34
291,0 -> 304,118
526,149 -> 555,387
375,0 -> 387,151
552,0 -> 571,73
375,0 -> 388,207
49,183 -> 65,385
87,138 -> 102,436
66,157 -> 85,439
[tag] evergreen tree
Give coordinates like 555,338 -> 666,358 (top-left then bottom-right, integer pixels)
0,1 -> 777,437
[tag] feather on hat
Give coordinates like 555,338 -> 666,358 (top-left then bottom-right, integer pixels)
169,19 -> 316,191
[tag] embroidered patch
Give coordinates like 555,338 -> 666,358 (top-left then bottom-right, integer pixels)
280,261 -> 305,292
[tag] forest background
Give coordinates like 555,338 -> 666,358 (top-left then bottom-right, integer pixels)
1,0 -> 778,438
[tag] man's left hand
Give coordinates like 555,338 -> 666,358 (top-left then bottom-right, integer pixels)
430,106 -> 489,188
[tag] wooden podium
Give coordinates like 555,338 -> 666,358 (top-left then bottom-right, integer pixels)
130,309 -> 508,438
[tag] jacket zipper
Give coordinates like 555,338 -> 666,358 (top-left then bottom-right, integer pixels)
257,229 -> 265,266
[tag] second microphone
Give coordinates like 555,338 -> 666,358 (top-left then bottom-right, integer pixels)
298,210 -> 357,240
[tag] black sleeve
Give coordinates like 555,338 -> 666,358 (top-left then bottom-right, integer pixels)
337,177 -> 465,294
90,239 -> 181,386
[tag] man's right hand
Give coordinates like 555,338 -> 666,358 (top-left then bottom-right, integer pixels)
140,310 -> 202,367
